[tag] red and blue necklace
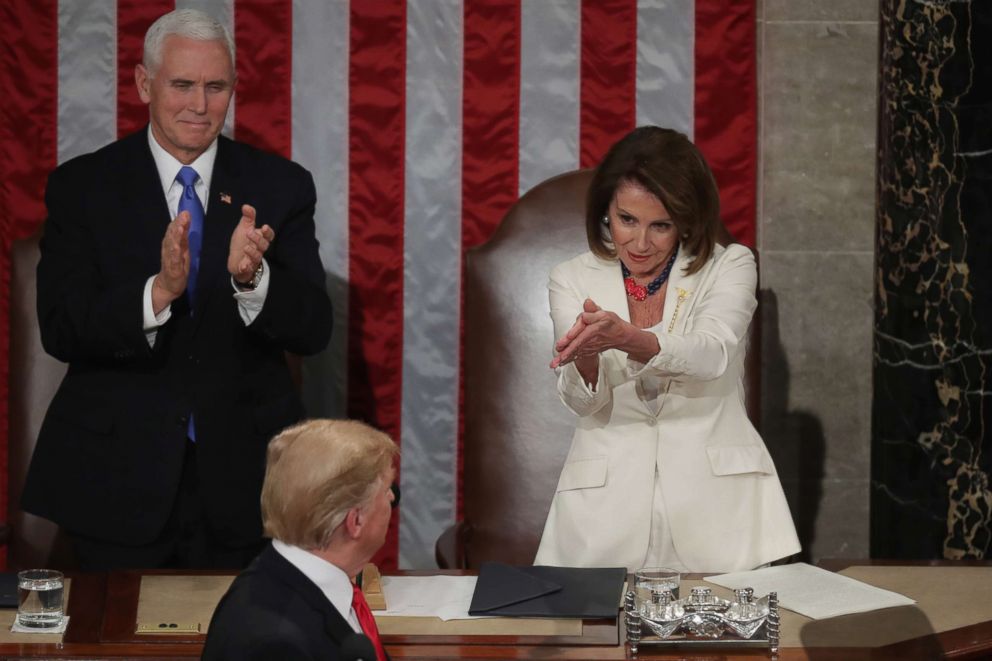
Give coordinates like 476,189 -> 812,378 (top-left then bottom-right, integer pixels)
621,249 -> 678,302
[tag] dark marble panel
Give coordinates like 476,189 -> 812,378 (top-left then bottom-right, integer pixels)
873,0 -> 992,560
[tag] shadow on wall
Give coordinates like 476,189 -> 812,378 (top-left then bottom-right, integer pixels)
759,288 -> 826,563
341,280 -> 380,429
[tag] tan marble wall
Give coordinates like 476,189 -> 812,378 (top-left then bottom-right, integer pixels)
757,1 -> 878,561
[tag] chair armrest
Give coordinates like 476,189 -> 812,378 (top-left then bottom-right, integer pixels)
435,520 -> 473,569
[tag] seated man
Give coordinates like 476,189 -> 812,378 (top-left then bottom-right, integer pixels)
203,419 -> 397,660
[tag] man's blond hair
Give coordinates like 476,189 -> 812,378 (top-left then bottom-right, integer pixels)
261,419 -> 397,550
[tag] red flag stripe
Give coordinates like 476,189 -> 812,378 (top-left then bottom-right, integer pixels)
694,1 -> 757,246
579,0 -> 637,168
461,0 -> 522,250
117,0 -> 172,138
458,0 -> 522,520
0,0 -> 59,567
234,0 -> 293,158
348,0 -> 407,569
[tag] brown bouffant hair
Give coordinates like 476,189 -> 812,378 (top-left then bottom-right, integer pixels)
261,419 -> 398,550
586,126 -> 722,275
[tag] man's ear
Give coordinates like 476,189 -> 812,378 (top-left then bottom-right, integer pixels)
135,64 -> 152,104
343,506 -> 364,540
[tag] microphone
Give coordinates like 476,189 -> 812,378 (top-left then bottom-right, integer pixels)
341,633 -> 377,661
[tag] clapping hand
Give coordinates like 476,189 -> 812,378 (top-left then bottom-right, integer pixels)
228,204 -> 275,284
550,298 -> 628,368
151,211 -> 191,312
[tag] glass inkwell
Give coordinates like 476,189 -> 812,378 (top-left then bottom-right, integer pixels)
625,581 -> 780,655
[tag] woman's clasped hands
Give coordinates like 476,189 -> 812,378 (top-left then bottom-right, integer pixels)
550,298 -> 630,369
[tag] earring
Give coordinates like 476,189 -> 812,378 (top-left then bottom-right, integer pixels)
602,214 -> 609,225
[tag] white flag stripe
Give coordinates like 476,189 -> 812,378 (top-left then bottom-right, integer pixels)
400,0 -> 464,569
293,0 -> 350,419
57,0 -> 117,165
518,0 -> 581,195
636,0 -> 694,137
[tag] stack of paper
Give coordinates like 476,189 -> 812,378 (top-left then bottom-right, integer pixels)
706,563 -> 915,620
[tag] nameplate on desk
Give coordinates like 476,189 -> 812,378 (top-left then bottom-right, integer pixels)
136,622 -> 201,634
362,563 -> 387,611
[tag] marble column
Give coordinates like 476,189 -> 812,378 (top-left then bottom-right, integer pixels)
872,0 -> 992,559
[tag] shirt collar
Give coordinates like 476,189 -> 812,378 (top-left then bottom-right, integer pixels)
271,539 -> 356,623
146,125 -> 218,197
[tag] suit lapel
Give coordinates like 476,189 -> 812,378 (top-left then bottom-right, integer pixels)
584,255 -> 630,323
121,131 -> 174,263
192,136 -> 243,321
660,247 -> 706,336
259,545 -> 358,647
581,248 -> 702,333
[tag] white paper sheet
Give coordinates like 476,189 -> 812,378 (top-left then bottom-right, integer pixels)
379,576 -> 484,621
705,563 -> 916,620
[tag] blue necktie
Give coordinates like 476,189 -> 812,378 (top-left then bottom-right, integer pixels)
176,166 -> 205,307
176,166 -> 204,442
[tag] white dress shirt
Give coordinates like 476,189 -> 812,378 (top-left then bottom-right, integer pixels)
271,539 -> 364,634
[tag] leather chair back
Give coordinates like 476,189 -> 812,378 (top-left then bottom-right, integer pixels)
461,170 -> 594,567
8,230 -> 74,569
458,169 -> 760,568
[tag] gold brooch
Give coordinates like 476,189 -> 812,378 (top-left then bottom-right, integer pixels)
667,288 -> 691,333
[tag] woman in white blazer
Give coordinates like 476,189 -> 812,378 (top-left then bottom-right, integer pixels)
534,127 -> 800,573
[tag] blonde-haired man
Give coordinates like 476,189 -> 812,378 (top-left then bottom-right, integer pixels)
203,420 -> 397,660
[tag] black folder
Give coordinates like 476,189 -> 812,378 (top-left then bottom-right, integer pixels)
468,563 -> 626,619
0,573 -> 19,608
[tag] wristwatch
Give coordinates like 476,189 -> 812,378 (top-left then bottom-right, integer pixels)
237,262 -> 264,291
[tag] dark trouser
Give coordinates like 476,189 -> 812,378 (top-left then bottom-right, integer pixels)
68,440 -> 265,571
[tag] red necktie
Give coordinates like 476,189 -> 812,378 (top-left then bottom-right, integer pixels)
351,582 -> 387,661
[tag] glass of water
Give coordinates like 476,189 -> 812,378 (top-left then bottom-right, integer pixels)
634,567 -> 681,618
16,569 -> 64,629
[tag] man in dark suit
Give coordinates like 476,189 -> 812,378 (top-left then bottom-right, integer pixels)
21,8 -> 332,570
203,419 -> 396,661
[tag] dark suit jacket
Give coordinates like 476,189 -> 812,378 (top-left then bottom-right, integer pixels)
202,545 -> 359,660
22,129 -> 333,547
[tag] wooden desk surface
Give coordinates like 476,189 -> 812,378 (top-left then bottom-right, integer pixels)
0,561 -> 989,659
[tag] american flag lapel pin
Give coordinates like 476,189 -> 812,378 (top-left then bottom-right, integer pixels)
219,192 -> 232,204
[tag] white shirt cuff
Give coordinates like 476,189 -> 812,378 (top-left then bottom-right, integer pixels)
232,257 -> 270,325
143,276 -> 172,346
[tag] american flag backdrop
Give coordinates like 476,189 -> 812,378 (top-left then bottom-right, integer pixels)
0,0 -> 756,570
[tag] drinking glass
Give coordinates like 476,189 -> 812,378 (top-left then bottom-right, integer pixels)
16,569 -> 64,629
634,567 -> 680,616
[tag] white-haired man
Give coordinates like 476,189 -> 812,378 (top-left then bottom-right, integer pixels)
203,419 -> 397,660
22,8 -> 332,570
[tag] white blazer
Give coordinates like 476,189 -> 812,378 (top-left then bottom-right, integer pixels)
534,244 -> 800,572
